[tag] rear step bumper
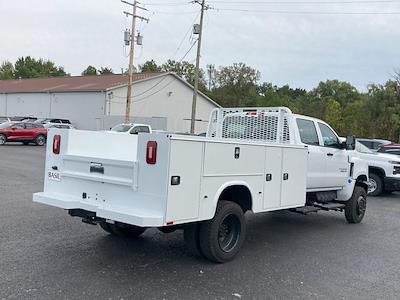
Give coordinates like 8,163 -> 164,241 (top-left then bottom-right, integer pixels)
33,192 -> 164,227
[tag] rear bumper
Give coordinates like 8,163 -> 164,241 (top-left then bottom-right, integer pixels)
33,192 -> 164,227
384,177 -> 400,192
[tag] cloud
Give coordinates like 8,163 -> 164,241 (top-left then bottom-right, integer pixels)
1,0 -> 399,90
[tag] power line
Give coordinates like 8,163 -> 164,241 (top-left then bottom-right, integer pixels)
145,9 -> 198,14
172,12 -> 201,58
143,1 -> 191,6
118,11 -> 200,101
208,0 -> 400,4
114,39 -> 198,100
212,8 -> 400,14
122,0 -> 150,123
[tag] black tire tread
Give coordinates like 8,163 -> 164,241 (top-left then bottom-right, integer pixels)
109,222 -> 146,238
369,173 -> 383,197
184,223 -> 203,257
0,134 -> 6,145
35,134 -> 46,146
99,221 -> 114,234
199,201 -> 246,263
345,186 -> 367,224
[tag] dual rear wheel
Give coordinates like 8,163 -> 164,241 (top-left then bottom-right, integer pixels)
184,201 -> 246,263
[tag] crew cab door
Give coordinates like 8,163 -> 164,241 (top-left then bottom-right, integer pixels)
296,118 -> 327,189
316,122 -> 348,188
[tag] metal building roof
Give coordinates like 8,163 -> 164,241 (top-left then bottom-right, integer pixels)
0,73 -> 164,93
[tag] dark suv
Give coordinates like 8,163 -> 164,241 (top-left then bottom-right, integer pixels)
0,122 -> 47,145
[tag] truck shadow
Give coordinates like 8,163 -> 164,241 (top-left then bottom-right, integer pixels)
91,209 -> 351,267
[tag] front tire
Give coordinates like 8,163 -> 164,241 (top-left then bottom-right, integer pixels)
345,186 -> 367,224
35,134 -> 46,146
199,201 -> 246,263
368,173 -> 383,196
0,134 -> 6,145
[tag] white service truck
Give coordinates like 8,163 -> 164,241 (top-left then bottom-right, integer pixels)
33,107 -> 368,263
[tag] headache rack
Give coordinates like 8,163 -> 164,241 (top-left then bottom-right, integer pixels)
206,107 -> 295,144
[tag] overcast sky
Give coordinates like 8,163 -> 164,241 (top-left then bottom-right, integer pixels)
1,0 -> 400,90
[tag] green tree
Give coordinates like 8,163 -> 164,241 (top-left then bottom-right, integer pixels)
139,59 -> 161,72
0,61 -> 14,80
211,63 -> 260,107
13,56 -> 67,79
82,65 -> 98,76
161,59 -> 206,89
99,67 -> 114,75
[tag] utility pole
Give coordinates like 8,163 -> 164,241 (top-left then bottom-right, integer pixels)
190,0 -> 207,134
122,0 -> 149,123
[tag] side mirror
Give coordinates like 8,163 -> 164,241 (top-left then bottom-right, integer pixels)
11,127 -> 16,130
346,135 -> 356,150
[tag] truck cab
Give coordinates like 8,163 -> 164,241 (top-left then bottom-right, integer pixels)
294,115 -> 354,191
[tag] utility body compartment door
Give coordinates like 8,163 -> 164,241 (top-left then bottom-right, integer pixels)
263,146 -> 307,209
263,147 -> 282,209
166,139 -> 203,223
281,147 -> 307,207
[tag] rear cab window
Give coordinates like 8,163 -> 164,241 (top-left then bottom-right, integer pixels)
130,126 -> 150,134
296,118 -> 319,145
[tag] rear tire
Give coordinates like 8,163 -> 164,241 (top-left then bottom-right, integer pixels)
184,223 -> 203,258
345,186 -> 367,224
99,221 -> 114,234
368,173 -> 383,196
0,134 -> 6,145
109,222 -> 146,238
199,201 -> 246,263
35,134 -> 46,146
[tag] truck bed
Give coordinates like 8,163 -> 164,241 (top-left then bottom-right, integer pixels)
34,129 -> 308,227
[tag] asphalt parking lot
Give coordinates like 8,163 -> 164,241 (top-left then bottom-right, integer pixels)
1,145 -> 400,300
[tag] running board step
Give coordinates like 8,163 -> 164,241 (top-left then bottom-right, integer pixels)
313,202 -> 345,211
291,206 -> 320,215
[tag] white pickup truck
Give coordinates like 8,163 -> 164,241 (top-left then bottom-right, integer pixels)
33,107 -> 368,263
354,142 -> 400,196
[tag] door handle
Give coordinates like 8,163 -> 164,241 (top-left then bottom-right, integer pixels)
327,153 -> 333,156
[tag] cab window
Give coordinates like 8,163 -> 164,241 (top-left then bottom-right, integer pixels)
318,123 -> 340,148
130,126 -> 150,134
296,119 -> 319,145
12,123 -> 25,129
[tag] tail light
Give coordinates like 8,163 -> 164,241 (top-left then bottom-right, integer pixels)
146,141 -> 157,164
53,135 -> 61,154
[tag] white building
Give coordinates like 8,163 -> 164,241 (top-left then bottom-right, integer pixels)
0,72 -> 220,133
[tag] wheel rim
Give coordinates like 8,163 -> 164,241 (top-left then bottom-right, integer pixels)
37,136 -> 45,145
0,135 -> 5,144
218,214 -> 241,253
368,179 -> 377,194
356,195 -> 366,217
